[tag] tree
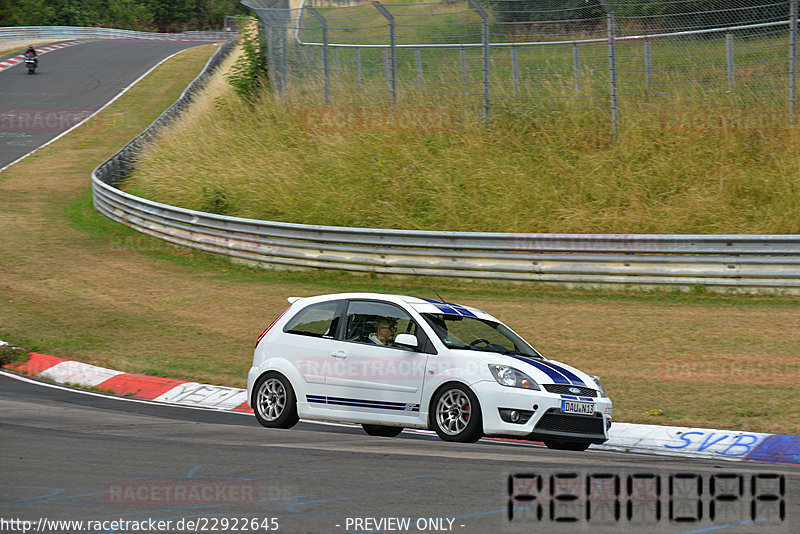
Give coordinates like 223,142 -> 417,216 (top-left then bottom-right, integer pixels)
0,0 -> 22,26
107,0 -> 154,30
13,0 -> 57,25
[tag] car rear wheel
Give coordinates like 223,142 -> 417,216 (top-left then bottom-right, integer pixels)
361,424 -> 404,437
544,440 -> 591,451
252,372 -> 299,429
430,383 -> 483,443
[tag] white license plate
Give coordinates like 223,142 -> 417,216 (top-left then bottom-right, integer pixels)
561,400 -> 595,415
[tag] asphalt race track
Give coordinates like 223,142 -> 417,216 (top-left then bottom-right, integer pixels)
1,372 -> 799,534
0,39 -> 208,168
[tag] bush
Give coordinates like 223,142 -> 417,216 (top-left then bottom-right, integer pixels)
226,17 -> 268,101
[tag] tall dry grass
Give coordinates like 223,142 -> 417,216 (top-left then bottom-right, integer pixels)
125,45 -> 800,234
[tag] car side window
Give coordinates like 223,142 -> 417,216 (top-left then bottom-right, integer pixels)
283,301 -> 341,339
344,301 -> 418,348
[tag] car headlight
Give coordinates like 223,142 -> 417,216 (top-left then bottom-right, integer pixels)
592,375 -> 609,397
489,364 -> 540,390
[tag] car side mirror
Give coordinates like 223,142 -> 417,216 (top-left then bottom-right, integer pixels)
393,334 -> 418,349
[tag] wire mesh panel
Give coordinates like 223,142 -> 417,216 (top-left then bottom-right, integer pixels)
243,0 -> 800,137
484,1 -> 611,125
611,0 -> 795,132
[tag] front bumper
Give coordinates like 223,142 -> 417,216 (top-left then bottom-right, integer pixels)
473,380 -> 612,443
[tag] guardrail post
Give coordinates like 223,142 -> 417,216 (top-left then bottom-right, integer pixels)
306,7 -> 331,105
468,0 -> 490,122
791,0 -> 798,126
373,1 -> 398,106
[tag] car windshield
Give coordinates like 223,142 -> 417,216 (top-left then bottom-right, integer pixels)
420,313 -> 542,357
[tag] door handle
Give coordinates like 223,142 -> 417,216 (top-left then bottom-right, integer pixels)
331,351 -> 347,359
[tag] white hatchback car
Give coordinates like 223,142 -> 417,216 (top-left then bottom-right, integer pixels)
247,293 -> 612,450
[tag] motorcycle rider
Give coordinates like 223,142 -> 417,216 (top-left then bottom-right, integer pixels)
24,45 -> 37,63
23,45 -> 38,73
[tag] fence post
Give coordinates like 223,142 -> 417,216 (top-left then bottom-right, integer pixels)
791,0 -> 798,127
282,16 -> 289,93
644,40 -> 652,89
306,7 -> 330,104
415,48 -> 424,90
383,49 -> 390,89
373,1 -> 397,106
468,0 -> 490,122
333,48 -> 340,74
572,43 -> 581,90
356,46 -> 363,85
512,45 -> 520,94
726,33 -> 734,88
460,46 -> 468,94
599,0 -> 618,140
265,23 -> 280,95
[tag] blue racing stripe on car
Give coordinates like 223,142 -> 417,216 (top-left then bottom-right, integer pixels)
449,304 -> 477,317
435,304 -> 459,315
327,399 -> 419,412
332,398 -> 420,412
306,395 -> 419,412
534,360 -> 587,386
508,356 -> 571,384
421,298 -> 476,317
560,395 -> 579,400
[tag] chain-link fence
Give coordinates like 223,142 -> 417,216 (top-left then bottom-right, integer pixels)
242,0 -> 799,136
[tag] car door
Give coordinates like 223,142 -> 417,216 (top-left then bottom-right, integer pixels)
279,299 -> 345,408
323,300 -> 430,419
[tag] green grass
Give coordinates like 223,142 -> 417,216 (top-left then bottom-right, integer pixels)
125,83 -> 800,234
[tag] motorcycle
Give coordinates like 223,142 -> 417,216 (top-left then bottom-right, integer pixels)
24,52 -> 37,75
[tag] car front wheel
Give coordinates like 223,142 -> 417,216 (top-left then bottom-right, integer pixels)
252,372 -> 299,429
362,424 -> 403,437
430,383 -> 483,443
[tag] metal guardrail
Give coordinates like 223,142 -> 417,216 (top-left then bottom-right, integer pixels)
0,26 -> 234,42
90,39 -> 800,293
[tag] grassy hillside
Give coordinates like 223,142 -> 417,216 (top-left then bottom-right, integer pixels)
125,84 -> 800,234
